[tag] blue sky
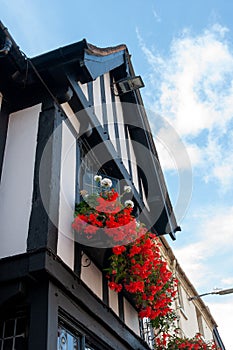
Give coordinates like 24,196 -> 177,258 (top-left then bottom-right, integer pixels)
1,0 -> 233,348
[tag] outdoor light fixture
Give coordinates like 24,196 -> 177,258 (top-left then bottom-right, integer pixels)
112,76 -> 144,95
188,287 -> 233,301
0,36 -> 12,57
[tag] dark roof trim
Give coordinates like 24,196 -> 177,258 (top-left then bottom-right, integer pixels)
31,39 -> 87,69
82,48 -> 125,82
0,21 -> 26,71
86,42 -> 127,56
213,326 -> 226,350
31,39 -> 127,84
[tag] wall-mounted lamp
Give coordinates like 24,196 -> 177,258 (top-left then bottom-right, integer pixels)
0,36 -> 12,57
188,287 -> 233,301
112,75 -> 144,96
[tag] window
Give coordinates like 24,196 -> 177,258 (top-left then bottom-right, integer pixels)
177,284 -> 184,310
139,317 -> 155,349
57,323 -> 99,350
78,140 -> 120,196
0,315 -> 27,350
177,284 -> 188,320
196,308 -> 204,336
57,324 -> 82,350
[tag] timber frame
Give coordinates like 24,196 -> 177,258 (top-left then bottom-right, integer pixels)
0,20 -> 180,349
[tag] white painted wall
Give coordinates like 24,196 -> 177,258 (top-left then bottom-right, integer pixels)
78,81 -> 88,100
0,104 -> 41,258
104,73 -> 117,150
61,102 -> 81,134
93,77 -> 103,126
123,298 -> 140,336
202,317 -> 214,341
57,121 -> 76,270
128,135 -> 139,192
81,254 -> 103,299
140,178 -> 150,211
115,97 -> 129,172
109,288 -> 119,316
178,286 -> 214,342
178,286 -> 199,338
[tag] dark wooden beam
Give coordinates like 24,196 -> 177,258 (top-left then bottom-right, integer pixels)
28,281 -> 49,350
27,101 -> 63,252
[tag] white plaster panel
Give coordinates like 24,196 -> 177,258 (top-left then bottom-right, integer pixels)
202,316 -> 213,342
140,178 -> 150,211
109,288 -> 119,316
93,77 -> 103,126
81,254 -> 103,299
0,104 -> 41,258
78,81 -> 88,100
61,102 -> 80,134
128,135 -> 139,192
123,298 -> 140,335
115,97 -> 129,172
178,286 -> 199,338
57,121 -> 76,270
104,73 -> 117,150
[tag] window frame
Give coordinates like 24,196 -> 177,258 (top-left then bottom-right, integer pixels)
0,309 -> 28,350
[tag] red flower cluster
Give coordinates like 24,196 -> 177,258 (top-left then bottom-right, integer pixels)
72,180 -> 217,349
106,232 -> 178,321
72,187 -> 143,245
155,332 -> 217,349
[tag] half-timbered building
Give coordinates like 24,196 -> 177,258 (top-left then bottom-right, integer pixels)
0,20 -> 181,350
0,21 -> 223,350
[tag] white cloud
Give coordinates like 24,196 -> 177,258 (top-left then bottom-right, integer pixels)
208,300 -> 233,350
221,277 -> 233,286
172,205 -> 233,348
138,24 -> 233,191
174,206 -> 233,288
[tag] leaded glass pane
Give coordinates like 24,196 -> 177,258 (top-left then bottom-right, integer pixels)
3,338 -> 13,350
4,320 -> 15,338
0,315 -> 27,350
57,325 -> 79,350
16,318 -> 26,336
14,336 -> 26,349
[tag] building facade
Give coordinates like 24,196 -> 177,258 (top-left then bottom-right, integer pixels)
159,237 -> 225,349
0,22 -> 224,349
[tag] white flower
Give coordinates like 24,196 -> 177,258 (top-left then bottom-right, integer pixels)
94,175 -> 102,182
80,190 -> 88,197
101,178 -> 112,188
124,200 -> 134,208
124,185 -> 132,193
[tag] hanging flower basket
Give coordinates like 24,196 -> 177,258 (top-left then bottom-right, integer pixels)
72,176 -> 144,247
106,232 -> 178,321
155,331 -> 217,349
72,176 -> 218,349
